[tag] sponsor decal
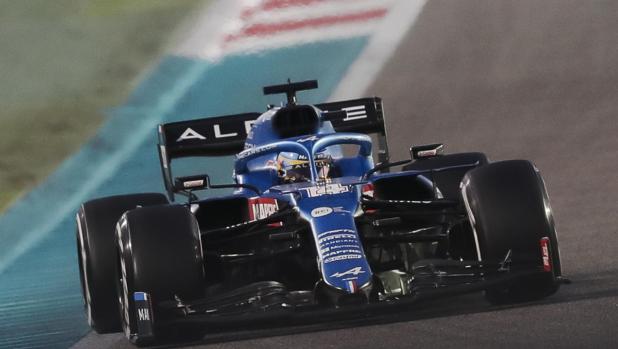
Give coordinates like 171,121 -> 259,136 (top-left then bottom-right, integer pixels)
248,197 -> 278,221
138,309 -> 150,321
304,183 -> 350,197
331,266 -> 365,278
318,233 -> 357,244
316,228 -> 364,264
341,105 -> 368,121
324,254 -> 363,264
317,228 -> 356,238
248,197 -> 281,227
320,244 -> 361,254
133,292 -> 154,337
176,127 -> 206,142
540,237 -> 552,272
322,248 -> 364,259
176,119 -> 257,143
213,124 -> 238,138
296,153 -> 329,161
237,144 -> 276,159
311,207 -> 333,218
137,309 -> 150,321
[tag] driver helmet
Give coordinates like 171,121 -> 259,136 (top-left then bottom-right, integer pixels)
276,152 -> 334,183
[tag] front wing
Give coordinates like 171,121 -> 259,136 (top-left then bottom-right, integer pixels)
134,260 -> 556,341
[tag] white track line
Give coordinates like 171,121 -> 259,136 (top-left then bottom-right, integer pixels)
0,1 -> 239,276
329,0 -> 427,100
173,0 -> 246,61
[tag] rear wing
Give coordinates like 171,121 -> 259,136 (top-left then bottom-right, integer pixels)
159,112 -> 261,158
158,97 -> 389,200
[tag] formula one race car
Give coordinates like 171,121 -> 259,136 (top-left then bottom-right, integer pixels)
76,80 -> 564,345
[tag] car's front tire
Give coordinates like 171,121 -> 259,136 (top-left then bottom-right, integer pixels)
461,160 -> 561,304
76,193 -> 168,333
115,205 -> 205,346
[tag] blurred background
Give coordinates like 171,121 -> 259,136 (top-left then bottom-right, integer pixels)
1,1 -> 617,348
0,0 -> 200,211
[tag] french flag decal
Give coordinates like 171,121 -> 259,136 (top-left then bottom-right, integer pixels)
347,280 -> 357,293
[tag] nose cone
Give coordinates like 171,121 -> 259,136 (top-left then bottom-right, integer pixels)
296,185 -> 373,295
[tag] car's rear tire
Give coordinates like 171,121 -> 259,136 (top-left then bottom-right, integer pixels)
116,205 -> 205,346
76,193 -> 168,333
403,152 -> 488,201
461,160 -> 561,304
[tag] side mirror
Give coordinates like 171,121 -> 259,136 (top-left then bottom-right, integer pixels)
174,174 -> 210,192
410,143 -> 444,160
174,174 -> 261,200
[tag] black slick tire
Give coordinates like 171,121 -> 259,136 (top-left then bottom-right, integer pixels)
461,160 -> 561,304
115,205 -> 205,346
76,193 -> 168,333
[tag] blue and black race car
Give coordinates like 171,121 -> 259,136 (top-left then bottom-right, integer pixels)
76,80 -> 564,345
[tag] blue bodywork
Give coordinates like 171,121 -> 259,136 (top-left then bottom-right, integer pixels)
229,107 -> 376,293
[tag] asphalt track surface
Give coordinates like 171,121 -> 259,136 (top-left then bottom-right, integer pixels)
76,1 -> 618,348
